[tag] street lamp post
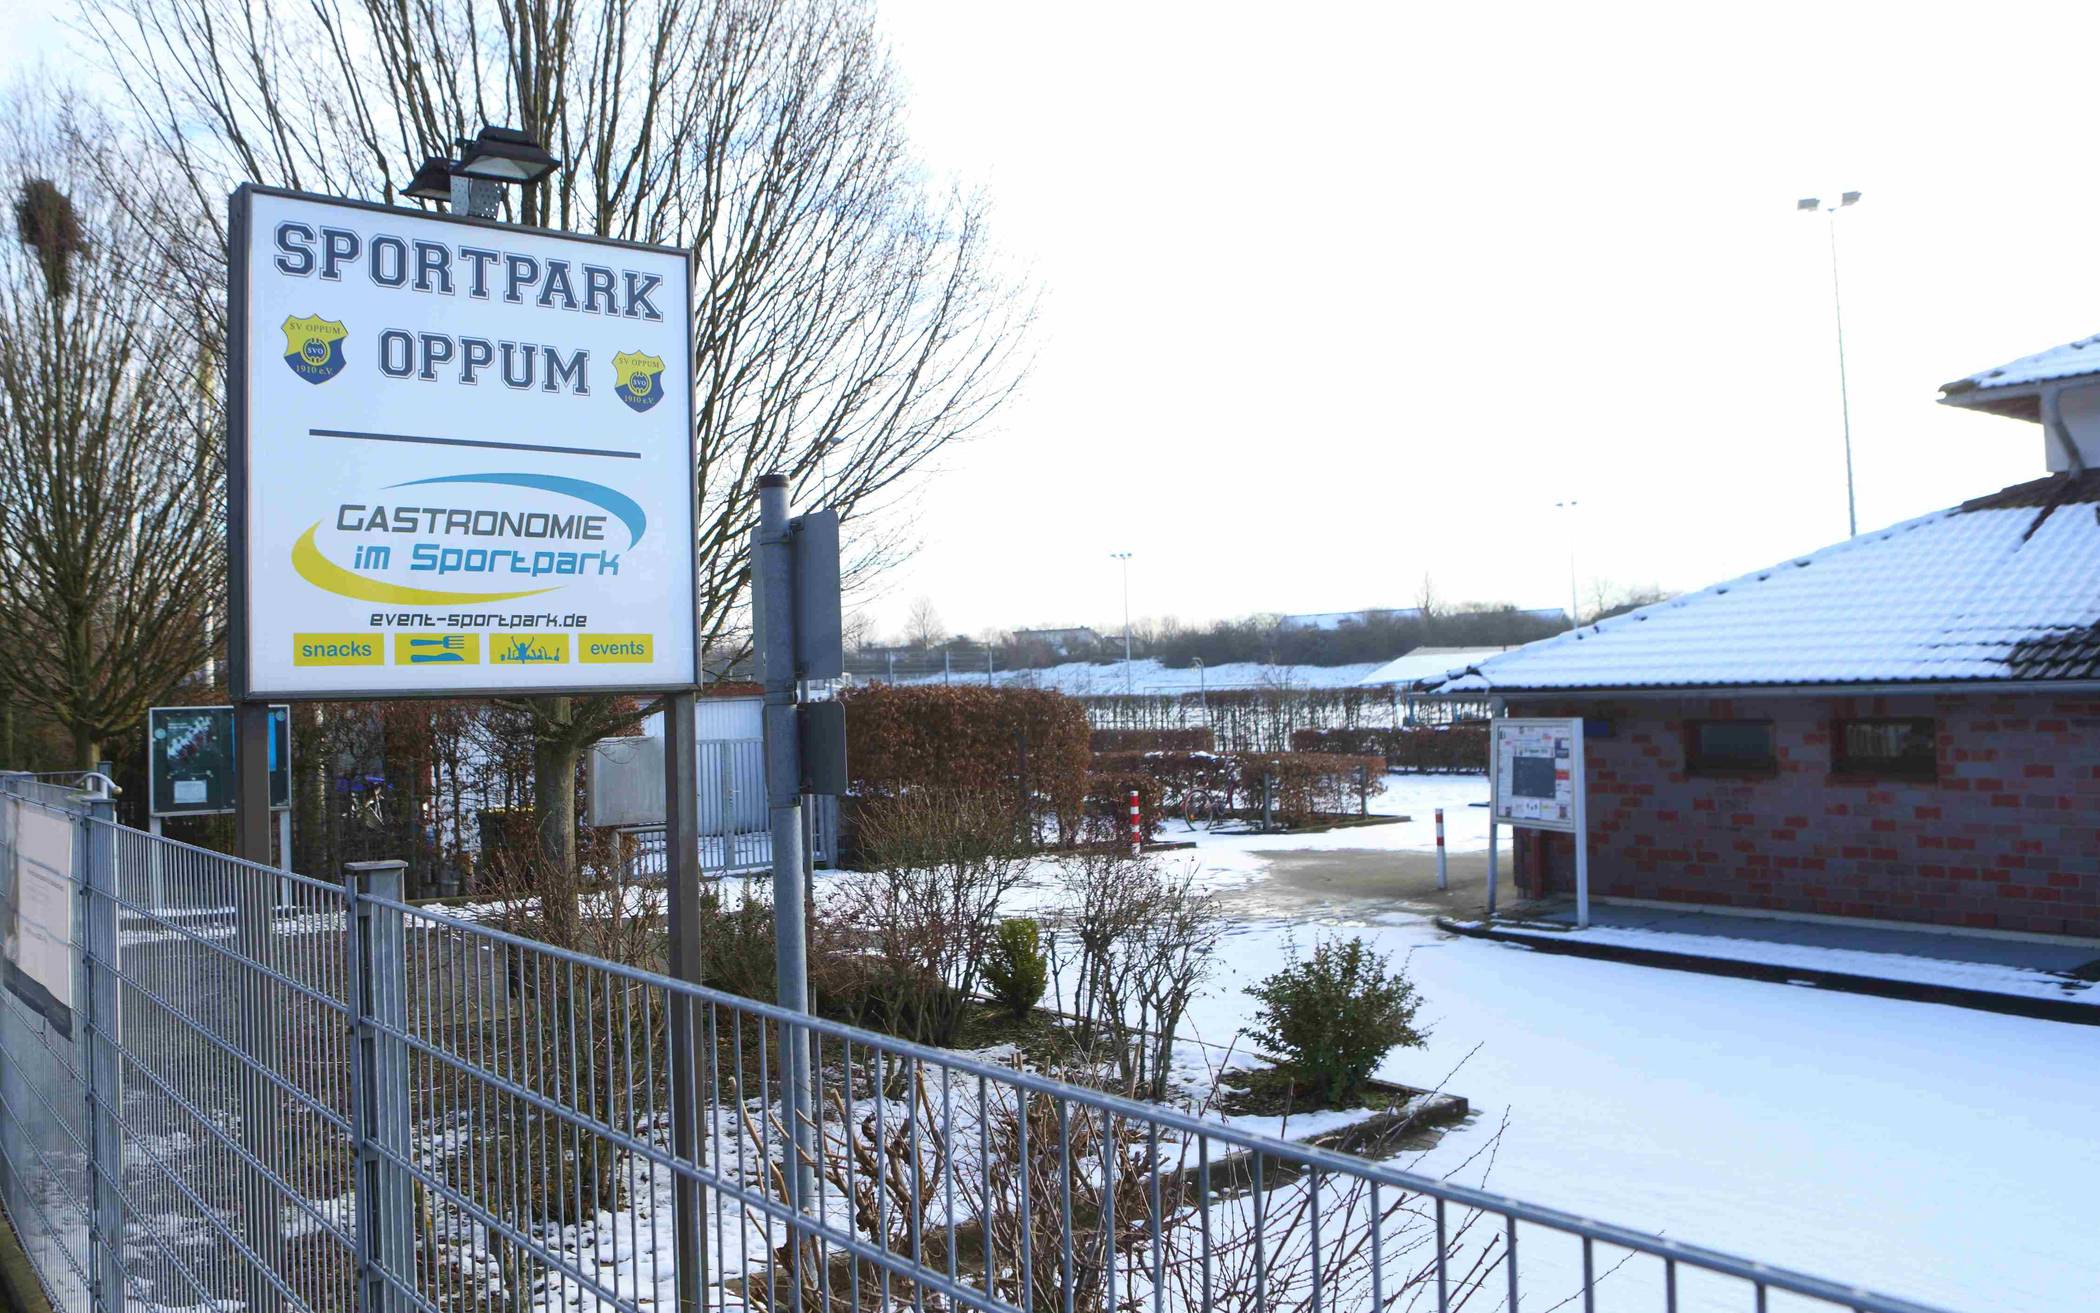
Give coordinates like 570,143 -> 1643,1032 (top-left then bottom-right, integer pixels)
1797,191 -> 1862,538
410,126 -> 708,1308
1554,500 -> 1580,626
1111,551 -> 1134,695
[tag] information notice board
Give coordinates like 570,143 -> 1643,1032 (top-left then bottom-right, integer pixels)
1487,717 -> 1591,926
148,705 -> 291,817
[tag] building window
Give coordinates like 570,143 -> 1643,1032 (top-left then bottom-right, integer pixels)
1833,717 -> 1937,782
1685,719 -> 1776,775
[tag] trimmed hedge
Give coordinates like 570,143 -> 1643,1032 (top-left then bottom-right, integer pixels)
1290,725 -> 1487,773
1089,749 -> 1236,816
843,684 -> 1093,842
1084,770 -> 1164,841
1089,727 -> 1216,753
1233,753 -> 1386,825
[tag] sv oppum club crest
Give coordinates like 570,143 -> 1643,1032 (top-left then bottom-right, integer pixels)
282,315 -> 348,384
612,350 -> 665,413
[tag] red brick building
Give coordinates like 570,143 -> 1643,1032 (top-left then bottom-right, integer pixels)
1419,337 -> 2100,940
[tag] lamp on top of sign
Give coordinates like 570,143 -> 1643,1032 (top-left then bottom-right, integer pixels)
228,185 -> 699,700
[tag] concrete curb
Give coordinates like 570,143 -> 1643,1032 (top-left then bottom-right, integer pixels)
1434,917 -> 2100,1027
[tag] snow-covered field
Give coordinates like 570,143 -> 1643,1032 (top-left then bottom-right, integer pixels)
1036,774 -> 2096,1313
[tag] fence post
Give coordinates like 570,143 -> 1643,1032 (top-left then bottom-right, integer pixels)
661,694 -> 709,1313
346,859 -> 412,1313
1357,764 -> 1369,816
1261,772 -> 1276,834
80,795 -> 124,1313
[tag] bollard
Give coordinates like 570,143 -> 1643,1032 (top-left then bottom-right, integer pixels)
1435,807 -> 1448,890
1128,789 -> 1142,857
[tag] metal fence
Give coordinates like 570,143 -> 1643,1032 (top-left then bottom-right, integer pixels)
0,774 -> 1958,1313
616,738 -> 837,877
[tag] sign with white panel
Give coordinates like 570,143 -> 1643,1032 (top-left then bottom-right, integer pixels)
3,797 -> 76,1033
1491,718 -> 1580,832
1488,716 -> 1591,926
228,185 -> 697,699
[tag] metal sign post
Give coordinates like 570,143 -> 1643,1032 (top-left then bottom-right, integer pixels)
752,473 -> 844,1221
1488,715 -> 1590,927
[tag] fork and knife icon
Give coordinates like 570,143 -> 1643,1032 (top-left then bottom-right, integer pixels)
408,635 -> 469,663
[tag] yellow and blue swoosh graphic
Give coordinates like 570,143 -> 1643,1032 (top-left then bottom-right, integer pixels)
291,471 -> 649,604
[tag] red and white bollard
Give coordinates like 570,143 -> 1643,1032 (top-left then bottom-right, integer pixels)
1435,807 -> 1448,890
1128,789 -> 1143,857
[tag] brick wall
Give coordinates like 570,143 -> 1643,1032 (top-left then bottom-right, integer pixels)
1511,692 -> 2100,939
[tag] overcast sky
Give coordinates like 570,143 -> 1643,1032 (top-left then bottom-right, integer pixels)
11,2 -> 2100,641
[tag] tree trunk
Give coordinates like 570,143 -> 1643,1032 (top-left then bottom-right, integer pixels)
74,724 -> 99,773
532,695 -> 583,949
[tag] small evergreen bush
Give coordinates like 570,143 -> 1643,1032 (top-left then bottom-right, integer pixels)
983,917 -> 1048,1019
1245,937 -> 1425,1105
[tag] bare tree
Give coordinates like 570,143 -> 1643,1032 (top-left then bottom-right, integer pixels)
0,95 -> 220,768
83,0 -> 1033,918
902,595 -> 946,650
1583,578 -> 1674,624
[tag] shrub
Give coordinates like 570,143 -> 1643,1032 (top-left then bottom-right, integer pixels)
844,684 -> 1093,843
984,918 -> 1048,1019
1088,749 -> 1236,817
831,787 -> 1033,1046
1290,726 -> 1487,773
1089,727 -> 1215,753
1083,770 -> 1163,843
1245,937 -> 1426,1106
695,885 -> 777,1003
1049,851 -> 1222,1100
1231,752 -> 1385,824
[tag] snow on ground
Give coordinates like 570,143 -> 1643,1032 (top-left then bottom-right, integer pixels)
446,771 -> 2087,1311
1075,775 -> 2097,1313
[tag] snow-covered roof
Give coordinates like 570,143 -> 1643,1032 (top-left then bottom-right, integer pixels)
1942,333 -> 2100,398
1357,647 -> 1514,689
1419,472 -> 2100,695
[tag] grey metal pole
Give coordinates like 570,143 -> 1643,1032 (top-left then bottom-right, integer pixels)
81,793 -> 123,1313
754,473 -> 817,1211
345,859 -> 411,1313
232,700 -> 280,1313
661,691 -> 708,1313
1555,500 -> 1579,626
1827,210 -> 1858,538
1114,552 -> 1134,695
1486,696 -> 1505,919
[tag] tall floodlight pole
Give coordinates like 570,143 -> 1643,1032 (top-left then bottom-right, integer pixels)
1798,192 -> 1862,537
1111,551 -> 1134,695
1554,500 -> 1580,626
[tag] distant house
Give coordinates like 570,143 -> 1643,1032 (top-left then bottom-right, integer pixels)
1417,333 -> 2100,940
1013,626 -> 1104,658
